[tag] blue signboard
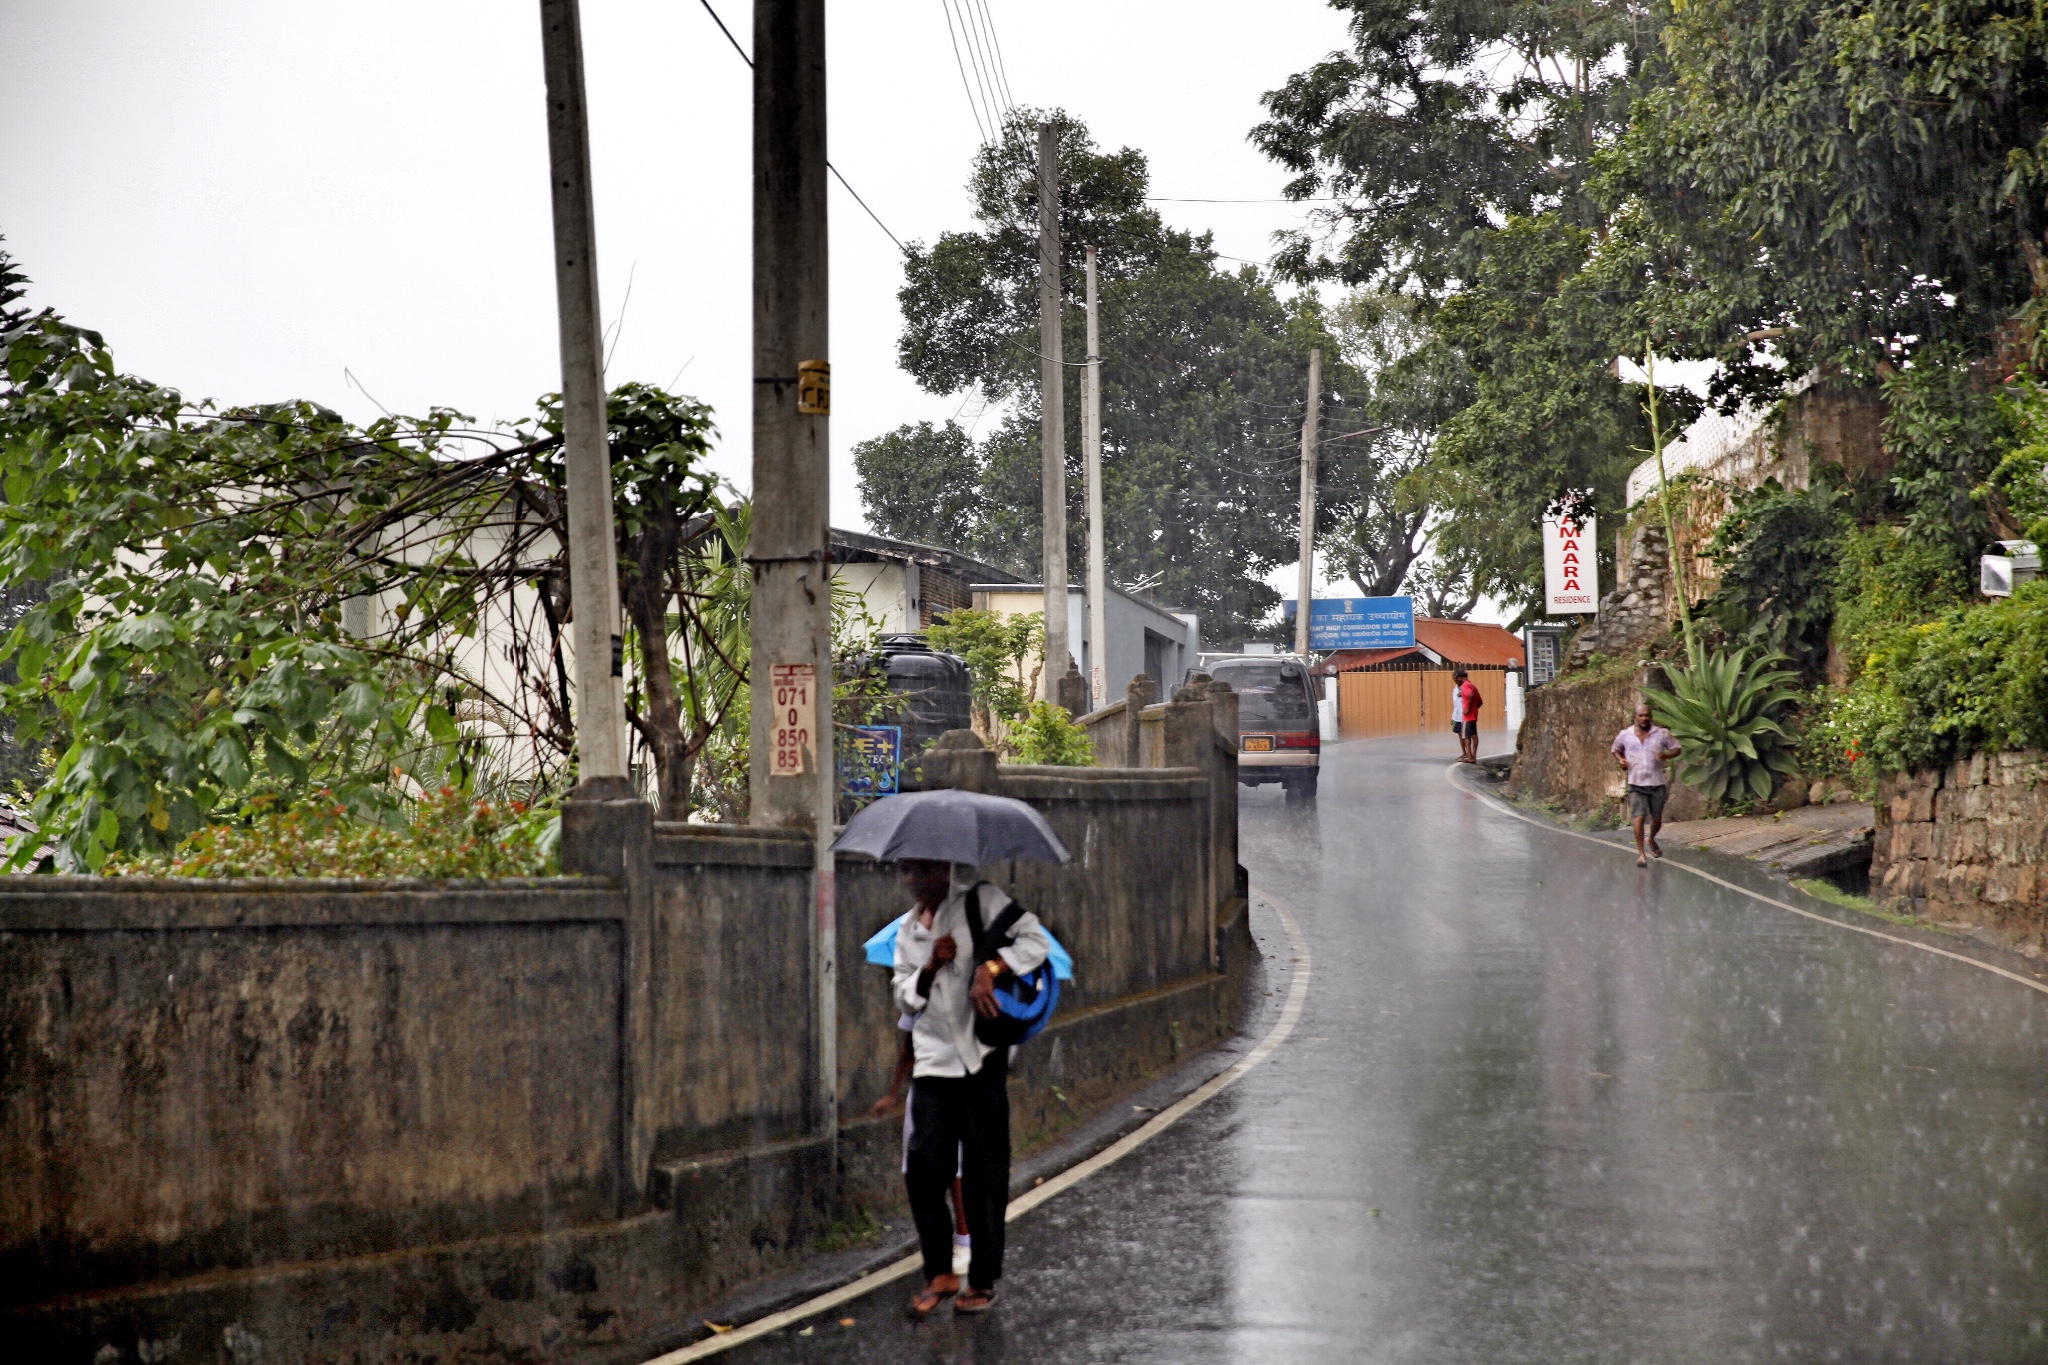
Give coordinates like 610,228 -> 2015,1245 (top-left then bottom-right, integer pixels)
1283,596 -> 1417,650
839,724 -> 902,797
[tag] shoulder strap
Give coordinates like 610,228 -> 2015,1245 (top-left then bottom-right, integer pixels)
964,883 -> 1027,963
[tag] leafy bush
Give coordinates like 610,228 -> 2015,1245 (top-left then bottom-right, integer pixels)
1829,525 -> 1970,670
1794,685 -> 1890,798
106,787 -> 560,879
1839,581 -> 2048,774
1646,648 -> 1803,805
1703,477 -> 1848,677
1009,702 -> 1096,767
1881,350 -> 2014,571
1988,381 -> 2048,547
923,608 -> 1044,749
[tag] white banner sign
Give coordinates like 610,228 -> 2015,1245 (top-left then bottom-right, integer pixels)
1542,514 -> 1600,614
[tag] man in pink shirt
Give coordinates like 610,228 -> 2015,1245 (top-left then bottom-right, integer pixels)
1612,702 -> 1683,867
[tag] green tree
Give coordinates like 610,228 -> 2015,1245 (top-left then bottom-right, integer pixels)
1253,0 -> 1659,295
867,110 -> 1372,640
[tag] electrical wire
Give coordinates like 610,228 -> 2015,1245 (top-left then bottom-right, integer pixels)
694,0 -> 908,254
964,0 -> 1016,120
937,0 -> 990,144
948,0 -> 1006,138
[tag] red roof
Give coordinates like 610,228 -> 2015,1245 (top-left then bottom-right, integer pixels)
1416,618 -> 1524,668
1321,619 -> 1524,672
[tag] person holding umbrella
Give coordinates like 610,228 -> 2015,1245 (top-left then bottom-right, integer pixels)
835,787 -> 1068,1318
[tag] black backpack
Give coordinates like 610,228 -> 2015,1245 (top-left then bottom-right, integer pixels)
964,884 -> 1061,1048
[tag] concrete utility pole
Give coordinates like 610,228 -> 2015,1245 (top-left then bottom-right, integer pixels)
1083,245 -> 1106,712
750,0 -> 836,1142
538,0 -> 627,790
1295,347 -> 1322,660
1038,122 -> 1069,702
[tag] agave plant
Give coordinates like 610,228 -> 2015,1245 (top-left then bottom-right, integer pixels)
1645,648 -> 1804,806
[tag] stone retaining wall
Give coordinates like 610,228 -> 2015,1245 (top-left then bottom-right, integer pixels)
1508,667 -> 1705,823
1873,750 -> 2048,954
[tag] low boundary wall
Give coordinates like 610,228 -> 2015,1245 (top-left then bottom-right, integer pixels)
7,691 -> 1250,1363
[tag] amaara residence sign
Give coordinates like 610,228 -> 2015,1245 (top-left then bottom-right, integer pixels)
1542,514 -> 1600,614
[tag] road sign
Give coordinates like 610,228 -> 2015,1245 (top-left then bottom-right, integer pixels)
839,725 -> 901,797
1543,514 -> 1600,613
1284,596 -> 1417,649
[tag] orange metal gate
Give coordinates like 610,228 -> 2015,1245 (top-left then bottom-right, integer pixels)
1336,669 -> 1506,739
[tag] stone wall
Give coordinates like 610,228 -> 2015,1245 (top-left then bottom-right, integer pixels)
1508,666 -> 1704,823
8,697 -> 1252,1364
1873,751 -> 2048,954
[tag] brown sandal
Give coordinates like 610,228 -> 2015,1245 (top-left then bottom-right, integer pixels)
954,1286 -> 997,1314
907,1275 -> 959,1319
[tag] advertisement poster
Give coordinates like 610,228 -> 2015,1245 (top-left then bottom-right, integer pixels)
1542,514 -> 1599,614
839,725 -> 901,797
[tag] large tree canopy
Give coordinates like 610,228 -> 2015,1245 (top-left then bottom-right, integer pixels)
861,111 -> 1395,642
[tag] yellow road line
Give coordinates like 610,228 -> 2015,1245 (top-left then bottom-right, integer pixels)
645,890 -> 1314,1362
1447,763 -> 2048,999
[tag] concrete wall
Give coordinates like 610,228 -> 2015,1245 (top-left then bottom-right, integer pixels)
11,703 -> 1251,1363
1873,751 -> 2048,953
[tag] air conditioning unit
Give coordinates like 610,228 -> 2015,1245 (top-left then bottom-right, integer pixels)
1980,540 -> 2041,597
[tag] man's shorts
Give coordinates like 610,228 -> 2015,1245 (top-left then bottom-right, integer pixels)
1627,783 -> 1670,819
1453,720 -> 1475,738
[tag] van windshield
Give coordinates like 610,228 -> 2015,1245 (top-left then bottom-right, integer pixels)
1209,662 -> 1313,729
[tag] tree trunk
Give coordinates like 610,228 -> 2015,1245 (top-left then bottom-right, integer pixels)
621,522 -> 691,819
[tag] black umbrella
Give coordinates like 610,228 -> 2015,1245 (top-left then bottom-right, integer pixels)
831,788 -> 1071,865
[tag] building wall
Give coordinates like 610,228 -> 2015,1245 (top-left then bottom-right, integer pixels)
975,586 -> 1197,712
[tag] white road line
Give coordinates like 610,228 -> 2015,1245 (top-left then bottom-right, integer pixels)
1447,763 -> 2048,999
645,891 -> 1314,1362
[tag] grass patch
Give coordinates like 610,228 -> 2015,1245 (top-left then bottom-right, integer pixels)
1790,876 -> 1942,933
815,1208 -> 885,1253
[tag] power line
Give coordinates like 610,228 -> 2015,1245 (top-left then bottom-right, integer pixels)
1145,196 -> 1348,204
937,0 -> 991,144
972,0 -> 1018,113
963,0 -> 1014,121
694,0 -> 907,253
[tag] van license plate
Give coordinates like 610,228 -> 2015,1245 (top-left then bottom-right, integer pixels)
1243,736 -> 1274,752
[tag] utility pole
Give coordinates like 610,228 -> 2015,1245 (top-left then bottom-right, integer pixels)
1083,246 -> 1106,712
750,0 -> 836,1145
1037,123 -> 1069,702
537,0 -> 627,793
1295,347 -> 1321,660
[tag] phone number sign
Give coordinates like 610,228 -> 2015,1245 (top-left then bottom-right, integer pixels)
770,663 -> 816,776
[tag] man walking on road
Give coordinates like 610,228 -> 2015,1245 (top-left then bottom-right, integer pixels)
1612,702 -> 1683,867
892,857 -> 1051,1318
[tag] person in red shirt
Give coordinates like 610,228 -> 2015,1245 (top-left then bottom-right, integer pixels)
1453,669 -> 1483,763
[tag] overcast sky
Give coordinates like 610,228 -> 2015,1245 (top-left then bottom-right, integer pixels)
2,0 -> 1404,611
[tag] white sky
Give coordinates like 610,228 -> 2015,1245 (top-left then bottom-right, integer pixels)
1,0 -> 1485,622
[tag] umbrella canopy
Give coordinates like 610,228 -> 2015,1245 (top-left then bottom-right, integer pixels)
832,788 -> 1071,866
862,915 -> 1074,981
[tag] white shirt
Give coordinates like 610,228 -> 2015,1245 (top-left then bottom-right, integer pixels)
891,881 -> 1052,1078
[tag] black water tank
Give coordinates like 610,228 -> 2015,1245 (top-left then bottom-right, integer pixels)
875,634 -> 973,757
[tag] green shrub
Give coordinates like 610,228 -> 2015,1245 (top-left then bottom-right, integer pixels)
1830,525 -> 1970,670
1009,701 -> 1096,767
1987,381 -> 2048,546
106,787 -> 560,878
1841,581 -> 2048,773
1646,648 -> 1803,805
1702,478 -> 1848,677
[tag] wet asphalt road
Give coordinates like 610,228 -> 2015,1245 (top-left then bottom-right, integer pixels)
717,734 -> 2048,1363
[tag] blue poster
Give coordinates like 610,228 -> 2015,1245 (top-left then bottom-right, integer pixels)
1284,596 -> 1417,650
839,724 -> 901,796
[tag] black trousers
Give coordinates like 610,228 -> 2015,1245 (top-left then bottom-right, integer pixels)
905,1048 -> 1010,1289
